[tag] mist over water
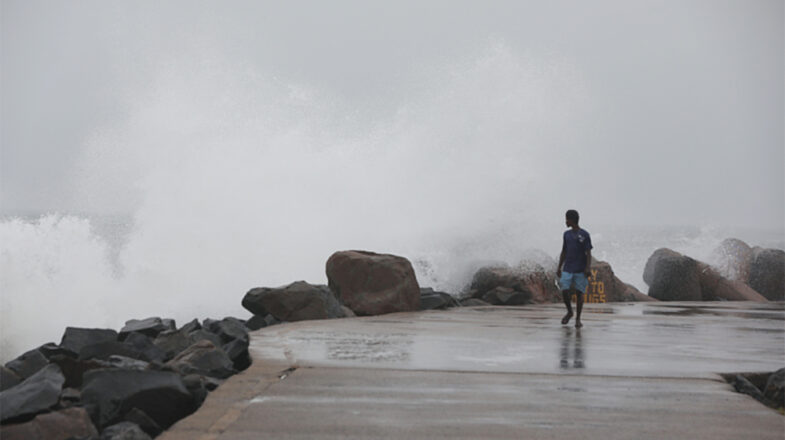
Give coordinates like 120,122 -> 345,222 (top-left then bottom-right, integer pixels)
1,43 -> 782,361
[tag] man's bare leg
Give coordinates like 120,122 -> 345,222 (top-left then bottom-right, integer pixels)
561,290 -> 573,325
575,290 -> 584,328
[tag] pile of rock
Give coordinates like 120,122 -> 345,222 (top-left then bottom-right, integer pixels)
723,367 -> 785,412
462,256 -> 653,305
0,316 -> 257,439
242,251 -> 429,324
643,240 -> 783,301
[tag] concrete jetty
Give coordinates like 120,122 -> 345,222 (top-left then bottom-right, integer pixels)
160,302 -> 785,439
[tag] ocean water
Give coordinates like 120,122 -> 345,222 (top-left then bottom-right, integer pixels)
2,211 -> 782,363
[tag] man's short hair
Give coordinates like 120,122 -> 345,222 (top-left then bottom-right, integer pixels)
566,209 -> 580,222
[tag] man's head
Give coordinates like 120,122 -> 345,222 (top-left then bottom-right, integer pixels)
565,209 -> 579,228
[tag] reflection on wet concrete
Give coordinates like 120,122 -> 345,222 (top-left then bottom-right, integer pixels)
559,327 -> 585,370
250,302 -> 784,379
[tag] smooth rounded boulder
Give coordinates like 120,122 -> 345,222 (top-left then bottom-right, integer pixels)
645,248 -> 769,301
748,248 -> 785,301
326,251 -> 420,316
645,249 -> 702,301
469,264 -> 559,304
243,281 -> 346,322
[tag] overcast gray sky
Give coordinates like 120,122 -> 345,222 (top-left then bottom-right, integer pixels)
1,0 -> 783,230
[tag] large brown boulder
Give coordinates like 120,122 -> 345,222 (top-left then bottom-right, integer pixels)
588,259 -> 656,302
748,248 -> 785,301
644,248 -> 768,301
326,250 -> 420,316
645,249 -> 703,301
698,264 -> 767,301
469,264 -> 559,304
242,281 -> 346,322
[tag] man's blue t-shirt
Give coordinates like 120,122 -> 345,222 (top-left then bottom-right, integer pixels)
562,229 -> 593,273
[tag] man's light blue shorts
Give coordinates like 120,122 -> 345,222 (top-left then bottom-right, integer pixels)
559,272 -> 589,293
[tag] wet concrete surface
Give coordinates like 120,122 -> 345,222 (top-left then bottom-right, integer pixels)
160,302 -> 785,439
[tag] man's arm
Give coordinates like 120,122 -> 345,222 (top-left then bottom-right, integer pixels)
584,249 -> 592,277
557,240 -> 566,277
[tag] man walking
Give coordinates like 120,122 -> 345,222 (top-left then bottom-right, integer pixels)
557,209 -> 593,328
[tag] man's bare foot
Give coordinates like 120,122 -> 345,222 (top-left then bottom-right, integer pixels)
561,312 -> 573,325
575,320 -> 583,328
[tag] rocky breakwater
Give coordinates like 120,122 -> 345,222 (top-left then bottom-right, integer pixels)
0,316 -> 256,439
643,242 -> 777,301
464,254 -> 653,305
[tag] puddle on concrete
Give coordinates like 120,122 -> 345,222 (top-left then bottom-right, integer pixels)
325,333 -> 413,363
643,308 -> 785,321
736,327 -> 784,334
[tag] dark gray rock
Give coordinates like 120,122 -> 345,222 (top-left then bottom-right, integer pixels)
0,366 -> 22,391
119,317 -> 176,341
204,317 -> 249,345
222,338 -> 251,371
122,333 -> 167,363
81,369 -> 195,430
100,421 -> 152,440
763,367 -> 785,409
60,328 -> 118,355
181,374 -> 208,408
748,248 -> 785,301
420,288 -> 459,310
0,407 -> 98,440
246,314 -> 281,330
123,408 -> 162,437
481,286 -> 532,306
459,298 -> 491,307
37,342 -> 77,360
164,340 -> 236,379
78,341 -> 143,361
179,319 -> 201,334
5,348 -> 49,379
0,364 -> 65,423
104,356 -> 150,370
245,314 -> 268,331
243,281 -> 346,322
153,329 -> 192,361
48,355 -> 106,389
732,374 -> 770,406
59,387 -> 81,408
187,329 -> 223,348
645,249 -> 702,301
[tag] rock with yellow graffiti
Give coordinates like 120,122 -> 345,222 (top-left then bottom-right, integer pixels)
587,258 -> 657,303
